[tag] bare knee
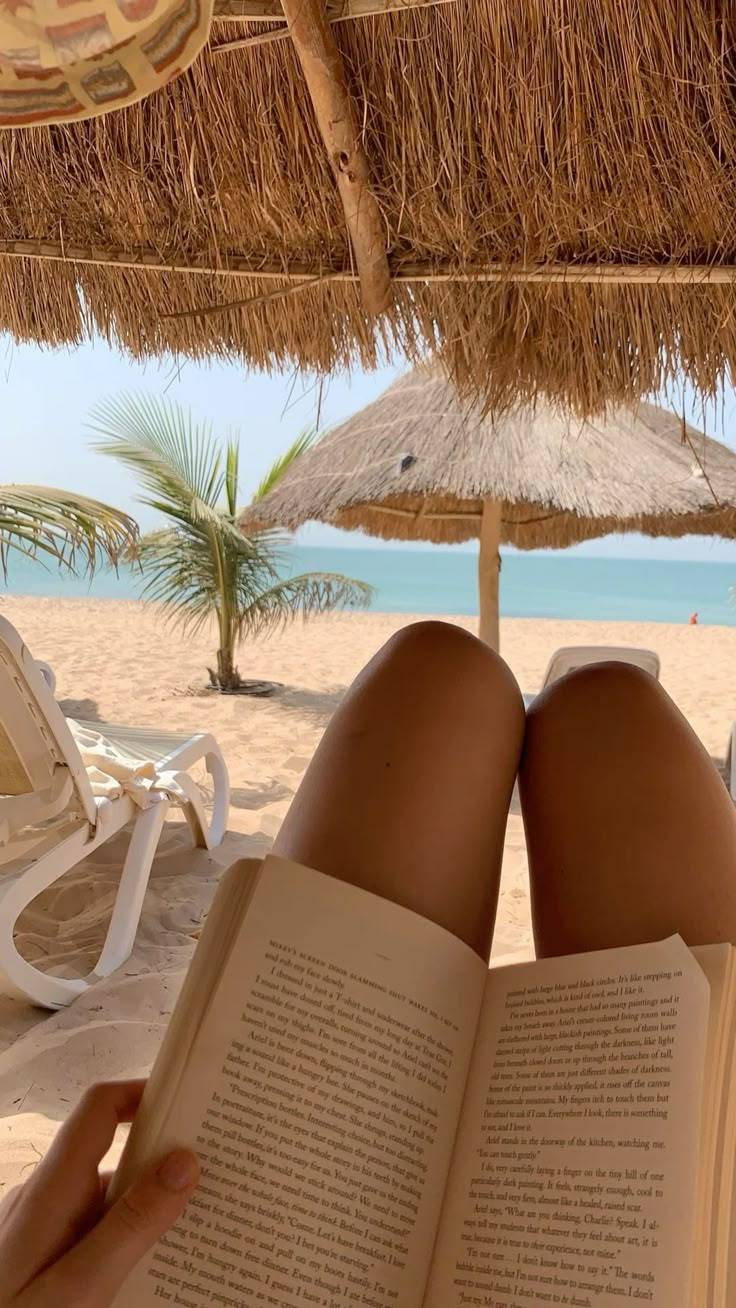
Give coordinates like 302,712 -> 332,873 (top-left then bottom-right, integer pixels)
383,619 -> 490,664
375,620 -> 523,708
528,660 -> 662,739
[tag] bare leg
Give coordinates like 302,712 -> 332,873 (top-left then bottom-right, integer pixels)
274,621 -> 525,958
520,662 -> 736,956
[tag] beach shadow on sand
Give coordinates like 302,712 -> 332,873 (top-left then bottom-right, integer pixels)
58,696 -> 102,722
267,685 -> 346,725
230,780 -> 294,811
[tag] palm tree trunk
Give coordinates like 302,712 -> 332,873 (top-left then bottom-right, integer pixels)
216,644 -> 240,690
208,534 -> 242,691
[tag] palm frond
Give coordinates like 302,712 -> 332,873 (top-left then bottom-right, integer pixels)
94,397 -> 374,686
89,393 -> 225,522
225,438 -> 239,519
135,525 -> 264,631
136,528 -> 227,628
236,570 -> 374,639
0,485 -> 138,577
252,426 -> 318,504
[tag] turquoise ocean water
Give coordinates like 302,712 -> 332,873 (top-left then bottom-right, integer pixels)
3,546 -> 736,625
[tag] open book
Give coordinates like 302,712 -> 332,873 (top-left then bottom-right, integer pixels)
110,855 -> 736,1308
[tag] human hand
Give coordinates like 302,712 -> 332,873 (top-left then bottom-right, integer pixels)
0,1080 -> 199,1307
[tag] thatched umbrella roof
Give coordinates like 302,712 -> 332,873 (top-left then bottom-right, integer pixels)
244,367 -> 736,647
4,2 -> 736,414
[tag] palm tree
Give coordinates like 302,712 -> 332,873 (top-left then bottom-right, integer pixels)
0,487 -> 137,578
89,395 -> 373,691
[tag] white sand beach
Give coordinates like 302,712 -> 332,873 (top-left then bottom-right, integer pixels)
0,595 -> 734,1189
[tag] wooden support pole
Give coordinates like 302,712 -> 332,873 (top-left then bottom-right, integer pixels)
478,498 -> 501,651
278,0 -> 391,318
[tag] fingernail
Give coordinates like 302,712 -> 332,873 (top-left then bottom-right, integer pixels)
157,1149 -> 199,1192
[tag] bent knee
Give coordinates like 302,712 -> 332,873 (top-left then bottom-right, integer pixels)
380,621 -> 522,700
527,660 -> 663,738
383,619 -> 482,661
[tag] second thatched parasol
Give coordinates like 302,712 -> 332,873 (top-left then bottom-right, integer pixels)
245,368 -> 736,650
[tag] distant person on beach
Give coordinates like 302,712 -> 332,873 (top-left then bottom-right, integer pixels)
689,611 -> 698,624
3,620 -> 736,1304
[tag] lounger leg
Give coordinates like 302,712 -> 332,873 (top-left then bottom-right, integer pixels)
0,801 -> 168,1007
0,921 -> 89,1008
0,885 -> 90,1008
205,745 -> 230,847
94,798 -> 170,979
0,826 -> 100,1007
169,742 -> 230,851
173,772 -> 209,849
0,933 -> 89,1009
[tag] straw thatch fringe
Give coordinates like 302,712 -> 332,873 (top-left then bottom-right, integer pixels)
322,502 -> 736,551
3,1 -> 736,411
7,260 -> 736,412
246,368 -> 736,549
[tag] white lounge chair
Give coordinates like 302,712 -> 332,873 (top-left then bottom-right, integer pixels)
36,661 -> 56,694
522,645 -> 661,709
0,615 -> 229,1009
723,724 -> 736,802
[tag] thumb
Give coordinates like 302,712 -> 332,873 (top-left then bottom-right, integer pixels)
35,1148 -> 199,1306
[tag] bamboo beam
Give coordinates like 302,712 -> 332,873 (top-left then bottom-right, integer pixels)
277,0 -> 391,318
162,272 -> 340,319
357,504 -> 483,522
5,241 -> 736,287
212,0 -> 455,20
210,0 -> 457,54
211,26 -> 289,51
214,0 -> 286,15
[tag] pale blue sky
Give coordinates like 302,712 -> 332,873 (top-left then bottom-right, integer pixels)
3,334 -> 736,562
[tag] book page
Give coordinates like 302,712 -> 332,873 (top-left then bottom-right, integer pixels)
687,945 -> 733,1307
424,936 -> 709,1308
108,859 -> 265,1189
113,856 -> 487,1308
703,948 -> 736,1308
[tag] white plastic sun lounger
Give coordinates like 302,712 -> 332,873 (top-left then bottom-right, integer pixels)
0,615 -> 230,1009
522,645 -> 661,710
36,661 -> 56,693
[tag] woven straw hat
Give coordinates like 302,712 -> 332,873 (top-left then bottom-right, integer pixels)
0,0 -> 212,126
